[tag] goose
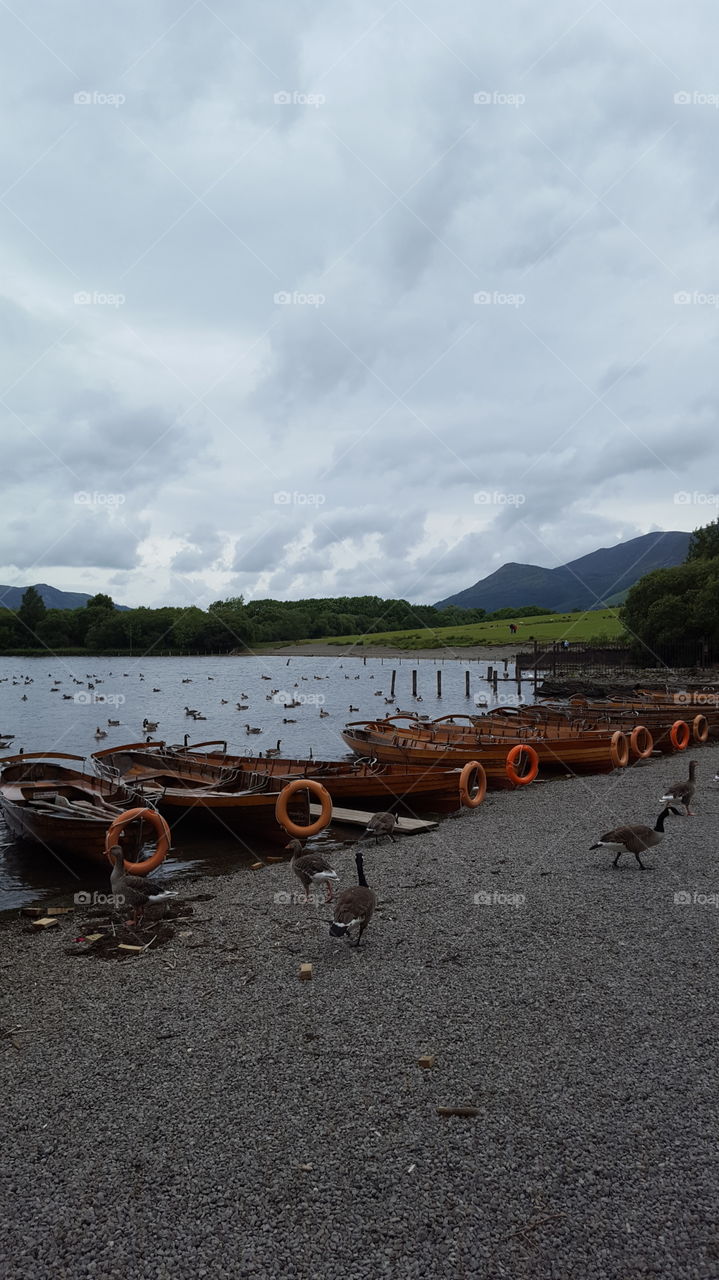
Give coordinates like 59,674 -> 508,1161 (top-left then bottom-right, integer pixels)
109,846 -> 178,926
661,760 -> 698,816
319,709 -> 330,719
182,678 -> 193,684
373,690 -> 384,697
220,699 -> 228,705
107,718 -> 120,726
330,847 -> 376,946
349,705 -> 359,713
360,811 -> 397,844
245,724 -> 262,735
384,697 -> 394,704
62,694 -> 73,700
285,838 -> 338,902
236,703 -> 249,711
282,717 -> 297,724
184,707 -> 200,716
152,687 -> 162,693
143,719 -> 159,733
265,739 -> 282,757
260,675 -> 271,681
20,694 -> 27,701
589,805 -> 680,869
94,727 -> 108,740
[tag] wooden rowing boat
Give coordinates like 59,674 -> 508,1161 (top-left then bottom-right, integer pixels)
173,740 -> 468,812
92,742 -> 311,840
0,752 -> 146,866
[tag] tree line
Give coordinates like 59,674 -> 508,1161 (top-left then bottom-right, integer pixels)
621,517 -> 719,661
0,589 -> 544,655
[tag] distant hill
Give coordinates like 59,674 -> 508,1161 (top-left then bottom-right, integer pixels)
435,531 -> 691,613
0,583 -> 128,611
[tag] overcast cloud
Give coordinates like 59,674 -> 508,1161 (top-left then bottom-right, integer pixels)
1,0 -> 718,608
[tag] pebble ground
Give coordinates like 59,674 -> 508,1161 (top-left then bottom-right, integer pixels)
2,747 -> 718,1279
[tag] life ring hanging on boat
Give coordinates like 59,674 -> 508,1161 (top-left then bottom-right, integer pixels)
275,778 -> 332,838
610,731 -> 629,769
670,720 -> 690,751
692,714 -> 709,744
505,744 -> 539,786
104,807 -> 171,876
459,761 -> 487,808
629,725 -> 653,759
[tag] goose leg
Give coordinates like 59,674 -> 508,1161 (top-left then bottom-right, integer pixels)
635,853 -> 648,870
613,851 -> 623,867
354,924 -> 365,948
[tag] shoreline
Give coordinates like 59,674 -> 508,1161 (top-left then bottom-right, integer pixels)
255,641 -> 517,660
2,746 -> 719,1277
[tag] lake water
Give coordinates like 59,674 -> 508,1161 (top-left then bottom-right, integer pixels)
0,650 -> 518,911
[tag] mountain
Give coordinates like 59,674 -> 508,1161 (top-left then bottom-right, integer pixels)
435,531 -> 692,613
0,584 -> 129,611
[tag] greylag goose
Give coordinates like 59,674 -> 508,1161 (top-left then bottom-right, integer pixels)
360,811 -> 397,844
109,847 -> 177,926
590,805 -> 680,869
661,760 -> 698,816
330,847 -> 376,946
285,838 -> 338,902
245,724 -> 262,735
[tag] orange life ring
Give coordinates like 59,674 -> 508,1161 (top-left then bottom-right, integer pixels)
505,744 -> 539,786
459,761 -> 487,808
104,807 -> 171,876
629,725 -> 653,759
692,714 -> 709,744
275,778 -> 332,838
670,720 -> 690,750
610,731 -> 629,768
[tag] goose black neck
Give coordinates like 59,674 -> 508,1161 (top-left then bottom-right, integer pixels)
655,805 -> 675,831
355,850 -> 368,887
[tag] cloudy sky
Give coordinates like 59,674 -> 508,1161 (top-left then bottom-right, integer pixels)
1,0 -> 717,608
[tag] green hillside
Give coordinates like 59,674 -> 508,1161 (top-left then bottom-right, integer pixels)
314,608 -> 625,650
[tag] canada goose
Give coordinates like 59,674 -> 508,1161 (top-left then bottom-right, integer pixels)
143,719 -> 159,733
94,727 -> 108,739
107,718 -> 120,726
62,694 -> 73,700
245,724 -> 262,735
661,760 -> 698,816
265,739 -> 282,757
360,811 -> 397,844
184,706 -> 200,716
589,805 -> 680,869
260,675 -> 271,681
384,697 -> 394,704
236,703 -> 249,711
285,839 -> 338,902
330,847 -> 376,946
109,847 -> 177,926
221,699 -> 228,704
152,687 -> 161,693
373,690 -> 383,696
319,709 -> 330,718
282,717 -> 297,724
182,678 -> 193,684
349,705 -> 359,713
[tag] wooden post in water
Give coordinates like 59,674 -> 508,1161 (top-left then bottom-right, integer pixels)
492,670 -> 498,695
487,666 -> 493,683
465,670 -> 470,697
503,659 -> 509,679
412,669 -> 418,697
436,670 -> 442,697
390,669 -> 396,698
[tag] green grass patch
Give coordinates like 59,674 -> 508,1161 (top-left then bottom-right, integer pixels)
316,608 -> 626,649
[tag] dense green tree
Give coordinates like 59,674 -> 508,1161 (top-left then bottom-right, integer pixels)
621,558 -> 719,658
86,593 -> 115,611
687,517 -> 719,562
17,586 -> 46,638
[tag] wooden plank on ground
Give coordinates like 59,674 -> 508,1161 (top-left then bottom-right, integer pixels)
308,804 -> 437,832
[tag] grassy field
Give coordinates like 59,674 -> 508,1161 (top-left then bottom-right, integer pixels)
314,608 -> 626,650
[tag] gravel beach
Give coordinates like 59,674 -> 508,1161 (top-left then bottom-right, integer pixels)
2,748 -> 719,1279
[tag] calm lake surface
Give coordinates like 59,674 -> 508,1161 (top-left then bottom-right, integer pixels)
0,651 -> 518,911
